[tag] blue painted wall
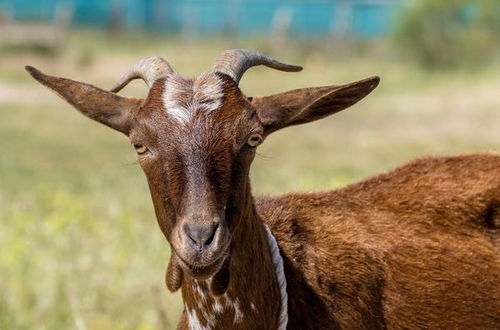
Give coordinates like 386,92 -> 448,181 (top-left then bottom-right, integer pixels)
0,0 -> 407,39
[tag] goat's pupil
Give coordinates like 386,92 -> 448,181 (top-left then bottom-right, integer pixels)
134,144 -> 146,154
249,135 -> 261,146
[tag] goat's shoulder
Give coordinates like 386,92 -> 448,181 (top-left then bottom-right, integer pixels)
255,187 -> 388,328
254,153 -> 499,328
255,152 -> 500,297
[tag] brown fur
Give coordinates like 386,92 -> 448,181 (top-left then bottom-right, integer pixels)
26,60 -> 500,329
258,153 -> 500,329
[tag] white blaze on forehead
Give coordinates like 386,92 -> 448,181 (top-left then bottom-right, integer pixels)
162,71 -> 224,124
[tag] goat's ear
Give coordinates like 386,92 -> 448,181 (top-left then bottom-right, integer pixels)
25,66 -> 143,135
251,76 -> 379,134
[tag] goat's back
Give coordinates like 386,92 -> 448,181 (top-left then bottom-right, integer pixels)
257,152 -> 500,329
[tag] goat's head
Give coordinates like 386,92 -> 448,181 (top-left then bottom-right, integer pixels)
27,49 -> 379,289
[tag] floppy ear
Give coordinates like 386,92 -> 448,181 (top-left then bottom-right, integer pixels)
251,76 -> 379,134
25,66 -> 143,135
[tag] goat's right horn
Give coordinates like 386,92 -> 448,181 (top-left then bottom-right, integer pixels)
211,49 -> 302,84
110,56 -> 174,93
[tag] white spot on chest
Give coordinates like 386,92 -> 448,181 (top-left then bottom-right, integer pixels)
233,298 -> 243,323
187,283 -> 247,329
162,72 -> 223,124
213,298 -> 223,313
194,282 -> 207,301
187,307 -> 211,330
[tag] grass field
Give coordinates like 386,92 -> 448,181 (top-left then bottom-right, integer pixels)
1,30 -> 499,329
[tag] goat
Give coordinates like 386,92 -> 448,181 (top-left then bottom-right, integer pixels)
27,49 -> 499,329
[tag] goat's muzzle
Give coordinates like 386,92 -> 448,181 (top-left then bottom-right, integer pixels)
171,217 -> 230,279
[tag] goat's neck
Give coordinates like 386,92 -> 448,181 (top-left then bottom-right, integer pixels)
180,185 -> 282,329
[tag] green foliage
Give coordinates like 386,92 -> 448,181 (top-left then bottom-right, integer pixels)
0,189 -> 182,329
394,0 -> 500,68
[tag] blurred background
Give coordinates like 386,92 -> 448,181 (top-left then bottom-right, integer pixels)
0,0 -> 499,329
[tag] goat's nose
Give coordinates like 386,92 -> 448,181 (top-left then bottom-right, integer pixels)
182,222 -> 219,250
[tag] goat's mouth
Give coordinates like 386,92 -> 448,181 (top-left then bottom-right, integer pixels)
172,242 -> 230,279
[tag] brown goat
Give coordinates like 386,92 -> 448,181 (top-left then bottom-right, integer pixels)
27,50 -> 499,329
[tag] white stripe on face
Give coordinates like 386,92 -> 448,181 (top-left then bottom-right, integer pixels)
162,72 -> 224,124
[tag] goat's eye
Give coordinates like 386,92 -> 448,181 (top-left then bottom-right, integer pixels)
247,134 -> 263,147
133,143 -> 148,155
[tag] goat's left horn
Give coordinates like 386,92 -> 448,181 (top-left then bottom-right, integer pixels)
211,49 -> 302,84
110,56 -> 174,93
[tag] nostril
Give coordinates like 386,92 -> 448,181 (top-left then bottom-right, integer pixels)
205,222 -> 219,246
182,222 -> 220,249
183,223 -> 196,245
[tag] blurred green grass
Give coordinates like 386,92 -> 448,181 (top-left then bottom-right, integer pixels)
1,30 -> 499,329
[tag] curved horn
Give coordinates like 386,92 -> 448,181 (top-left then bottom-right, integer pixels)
110,56 -> 174,93
211,49 -> 302,84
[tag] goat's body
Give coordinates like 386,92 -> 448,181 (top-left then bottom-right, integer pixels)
28,54 -> 499,330
258,153 -> 500,329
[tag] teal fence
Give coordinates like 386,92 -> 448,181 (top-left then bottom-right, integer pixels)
0,0 -> 408,38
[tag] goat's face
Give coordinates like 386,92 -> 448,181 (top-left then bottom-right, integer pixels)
27,49 -> 379,283
131,74 -> 262,277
